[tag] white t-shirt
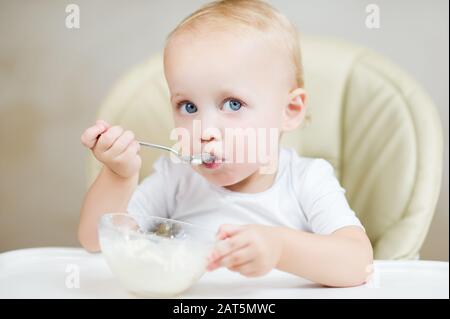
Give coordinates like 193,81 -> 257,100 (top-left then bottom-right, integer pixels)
128,148 -> 363,234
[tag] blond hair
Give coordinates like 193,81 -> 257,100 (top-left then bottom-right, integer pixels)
165,0 -> 304,88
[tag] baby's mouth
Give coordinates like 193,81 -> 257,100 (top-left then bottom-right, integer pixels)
202,153 -> 219,163
201,152 -> 224,168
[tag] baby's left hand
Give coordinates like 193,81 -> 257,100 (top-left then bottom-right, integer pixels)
207,224 -> 282,277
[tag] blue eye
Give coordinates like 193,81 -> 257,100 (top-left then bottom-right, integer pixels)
222,99 -> 242,112
179,102 -> 198,114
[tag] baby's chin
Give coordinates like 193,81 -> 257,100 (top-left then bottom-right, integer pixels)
193,163 -> 259,188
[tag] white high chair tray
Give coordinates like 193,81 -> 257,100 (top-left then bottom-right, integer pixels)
0,247 -> 448,299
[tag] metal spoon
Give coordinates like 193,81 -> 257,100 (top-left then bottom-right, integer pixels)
138,141 -> 215,165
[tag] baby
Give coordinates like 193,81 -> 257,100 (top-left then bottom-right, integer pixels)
79,0 -> 373,287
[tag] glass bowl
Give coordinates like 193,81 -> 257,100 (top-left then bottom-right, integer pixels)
98,213 -> 216,297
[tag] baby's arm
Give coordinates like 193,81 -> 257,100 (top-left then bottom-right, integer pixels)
78,120 -> 141,252
275,226 -> 373,287
207,224 -> 373,287
78,167 -> 138,252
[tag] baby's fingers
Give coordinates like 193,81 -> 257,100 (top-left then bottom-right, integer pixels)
96,126 -> 124,153
216,224 -> 243,240
81,123 -> 108,149
103,130 -> 135,159
208,232 -> 250,265
115,140 -> 141,162
219,246 -> 255,269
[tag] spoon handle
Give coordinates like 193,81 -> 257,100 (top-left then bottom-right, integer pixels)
137,141 -> 213,165
137,141 -> 180,157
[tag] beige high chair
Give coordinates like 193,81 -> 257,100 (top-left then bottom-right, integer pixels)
87,36 -> 443,260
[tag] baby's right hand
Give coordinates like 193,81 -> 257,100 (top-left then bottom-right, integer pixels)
81,120 -> 141,178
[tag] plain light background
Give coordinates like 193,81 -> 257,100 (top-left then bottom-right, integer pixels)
0,0 -> 448,260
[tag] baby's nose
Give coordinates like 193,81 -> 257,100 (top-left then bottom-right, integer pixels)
200,127 -> 222,143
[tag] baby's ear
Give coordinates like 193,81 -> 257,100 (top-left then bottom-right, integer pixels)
282,88 -> 307,132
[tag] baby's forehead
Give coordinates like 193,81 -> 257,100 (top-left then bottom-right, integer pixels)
164,33 -> 295,96
163,26 -> 296,91
168,27 -> 257,48
165,28 -> 288,64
